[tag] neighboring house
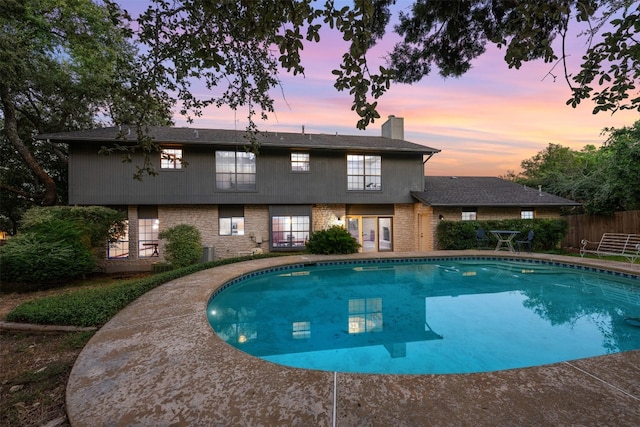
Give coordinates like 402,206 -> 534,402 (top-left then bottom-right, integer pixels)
39,116 -> 443,272
411,176 -> 581,249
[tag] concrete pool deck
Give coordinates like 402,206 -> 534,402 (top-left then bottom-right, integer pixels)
67,251 -> 640,426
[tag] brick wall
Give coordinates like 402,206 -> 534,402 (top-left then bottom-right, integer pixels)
160,205 -> 269,259
392,204 -> 417,252
312,204 -> 345,230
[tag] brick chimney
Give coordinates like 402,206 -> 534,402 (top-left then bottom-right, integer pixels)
381,115 -> 404,140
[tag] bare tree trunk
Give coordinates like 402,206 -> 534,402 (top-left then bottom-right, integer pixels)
0,84 -> 58,205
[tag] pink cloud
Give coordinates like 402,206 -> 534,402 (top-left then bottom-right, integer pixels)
127,0 -> 636,177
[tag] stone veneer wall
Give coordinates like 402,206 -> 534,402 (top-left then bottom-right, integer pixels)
312,204 -> 345,231
98,206 -> 155,273
159,205 -> 270,260
392,204 -> 418,252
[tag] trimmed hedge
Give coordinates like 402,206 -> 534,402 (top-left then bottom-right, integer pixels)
6,253 -> 287,327
436,218 -> 568,251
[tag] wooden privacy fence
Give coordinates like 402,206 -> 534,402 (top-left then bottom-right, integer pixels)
562,210 -> 640,249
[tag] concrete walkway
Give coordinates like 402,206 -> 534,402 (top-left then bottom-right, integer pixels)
67,252 -> 640,426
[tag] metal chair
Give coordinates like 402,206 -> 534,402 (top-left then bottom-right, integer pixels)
516,230 -> 534,253
476,228 -> 490,249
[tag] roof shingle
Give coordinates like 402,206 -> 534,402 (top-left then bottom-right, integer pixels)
412,176 -> 580,207
37,126 -> 440,154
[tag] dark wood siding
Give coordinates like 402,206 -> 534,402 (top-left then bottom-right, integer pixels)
69,144 -> 424,205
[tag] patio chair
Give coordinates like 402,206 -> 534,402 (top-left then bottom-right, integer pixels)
476,228 -> 490,249
516,230 -> 534,253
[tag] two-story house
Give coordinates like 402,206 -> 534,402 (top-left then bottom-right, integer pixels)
40,116 -> 443,271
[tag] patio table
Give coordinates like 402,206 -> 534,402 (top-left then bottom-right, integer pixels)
489,230 -> 519,252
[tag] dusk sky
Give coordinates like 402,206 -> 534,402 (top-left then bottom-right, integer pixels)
127,1 -> 639,177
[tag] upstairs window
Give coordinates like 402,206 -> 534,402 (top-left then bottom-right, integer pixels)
347,154 -> 381,190
216,151 -> 256,191
291,152 -> 310,172
161,148 -> 182,169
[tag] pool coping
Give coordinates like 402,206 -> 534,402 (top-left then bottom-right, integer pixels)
67,251 -> 640,426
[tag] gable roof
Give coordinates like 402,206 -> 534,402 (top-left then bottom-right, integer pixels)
411,176 -> 581,207
37,126 -> 440,155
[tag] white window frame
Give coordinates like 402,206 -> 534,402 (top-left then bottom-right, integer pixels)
521,208 -> 535,219
161,148 -> 182,169
461,209 -> 477,221
291,152 -> 310,172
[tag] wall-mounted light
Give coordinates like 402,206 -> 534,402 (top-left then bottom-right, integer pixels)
439,215 -> 444,221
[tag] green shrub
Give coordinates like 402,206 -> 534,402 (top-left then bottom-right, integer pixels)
0,220 -> 95,283
436,219 -> 568,251
5,253 -> 286,327
306,226 -> 360,254
20,206 -> 126,248
158,224 -> 203,267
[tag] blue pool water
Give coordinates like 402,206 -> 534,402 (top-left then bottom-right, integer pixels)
206,258 -> 640,374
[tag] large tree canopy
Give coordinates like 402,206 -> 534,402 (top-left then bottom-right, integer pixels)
129,0 -> 639,132
513,120 -> 640,215
0,0 -> 172,230
2,0 -> 637,231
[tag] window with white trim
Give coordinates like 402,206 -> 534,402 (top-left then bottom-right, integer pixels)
461,209 -> 477,221
521,208 -> 535,219
161,148 -> 182,169
347,154 -> 381,190
291,152 -> 310,172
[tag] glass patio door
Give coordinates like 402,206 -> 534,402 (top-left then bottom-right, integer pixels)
347,216 -> 391,253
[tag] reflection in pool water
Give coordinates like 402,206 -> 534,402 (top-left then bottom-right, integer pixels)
207,258 -> 640,374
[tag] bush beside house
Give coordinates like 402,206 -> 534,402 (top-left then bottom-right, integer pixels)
306,226 -> 360,254
436,219 -> 568,251
158,224 -> 202,268
0,206 -> 126,285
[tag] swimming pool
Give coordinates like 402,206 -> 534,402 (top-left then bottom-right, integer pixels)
207,257 -> 640,374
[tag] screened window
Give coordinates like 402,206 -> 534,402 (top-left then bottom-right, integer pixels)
272,215 -> 309,248
291,152 -> 310,172
219,206 -> 245,236
161,148 -> 182,169
216,151 -> 256,190
461,209 -> 477,221
138,218 -> 159,257
521,209 -> 535,219
347,154 -> 381,190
